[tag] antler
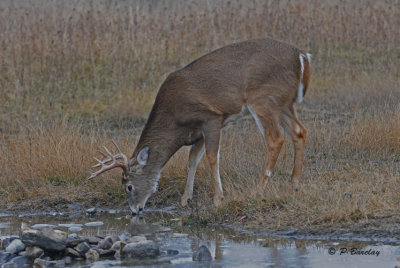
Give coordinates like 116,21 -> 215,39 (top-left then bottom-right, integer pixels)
87,141 -> 129,180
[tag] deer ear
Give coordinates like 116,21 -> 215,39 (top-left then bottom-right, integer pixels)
137,146 -> 149,166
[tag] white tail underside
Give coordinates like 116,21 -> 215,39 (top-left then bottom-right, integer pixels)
297,54 -> 305,103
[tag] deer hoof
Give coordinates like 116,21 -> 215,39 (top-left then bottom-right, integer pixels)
181,196 -> 191,207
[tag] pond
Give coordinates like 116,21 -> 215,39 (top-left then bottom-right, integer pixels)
0,209 -> 399,267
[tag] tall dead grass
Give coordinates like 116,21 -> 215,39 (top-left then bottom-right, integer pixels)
0,0 -> 399,228
1,0 -> 399,129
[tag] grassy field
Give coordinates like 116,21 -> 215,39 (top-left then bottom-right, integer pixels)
0,0 -> 399,231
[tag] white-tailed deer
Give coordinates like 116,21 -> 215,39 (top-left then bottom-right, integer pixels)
88,38 -> 311,215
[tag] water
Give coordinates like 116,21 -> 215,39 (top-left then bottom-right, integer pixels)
1,210 -> 399,267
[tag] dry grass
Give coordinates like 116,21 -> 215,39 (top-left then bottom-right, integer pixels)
0,0 -> 399,230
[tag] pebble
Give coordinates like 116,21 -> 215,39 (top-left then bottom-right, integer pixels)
58,223 -> 83,228
66,247 -> 81,258
194,245 -> 212,262
84,221 -> 104,227
2,256 -> 30,267
5,239 -> 25,254
74,242 -> 91,256
87,236 -> 102,244
0,236 -> 19,250
31,224 -> 57,230
110,241 -> 125,251
167,249 -> 179,255
21,226 -> 67,252
125,235 -> 147,243
85,249 -> 100,261
0,222 -> 10,229
122,240 -> 160,257
33,257 -> 65,267
0,252 -> 15,264
118,232 -> 131,241
86,208 -> 97,215
97,237 -> 113,250
172,233 -> 188,238
63,256 -> 72,265
24,246 -> 44,259
285,230 -> 298,236
69,226 -> 83,232
96,248 -> 115,257
91,263 -> 107,268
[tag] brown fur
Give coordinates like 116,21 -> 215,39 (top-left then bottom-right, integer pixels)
126,38 -> 311,212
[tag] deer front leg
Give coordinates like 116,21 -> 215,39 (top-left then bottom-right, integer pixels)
203,119 -> 224,207
181,138 -> 205,207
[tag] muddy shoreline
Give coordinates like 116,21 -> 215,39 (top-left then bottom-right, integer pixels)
2,200 -> 400,245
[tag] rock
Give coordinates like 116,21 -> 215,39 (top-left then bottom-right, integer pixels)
67,233 -> 78,240
91,264 -> 107,268
167,249 -> 179,255
24,246 -> 44,260
66,237 -> 85,248
87,236 -> 102,244
68,227 -> 83,232
172,233 -> 188,238
97,236 -> 119,250
65,247 -> 81,258
63,256 -> 72,265
31,224 -> 56,230
194,245 -> 212,261
58,224 -> 83,229
0,252 -> 15,264
2,256 -> 30,268
86,208 -> 97,216
74,242 -> 90,256
21,226 -> 67,252
33,257 -> 65,267
110,241 -> 125,251
85,249 -> 100,261
118,232 -> 131,242
95,248 -> 115,257
5,239 -> 25,254
285,230 -> 298,236
84,222 -> 104,227
0,236 -> 19,250
97,237 -> 113,250
114,250 -> 121,259
125,235 -> 147,243
121,240 -> 160,258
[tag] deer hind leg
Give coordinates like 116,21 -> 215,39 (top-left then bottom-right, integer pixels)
202,118 -> 224,207
247,105 -> 284,187
181,138 -> 205,207
280,104 -> 307,191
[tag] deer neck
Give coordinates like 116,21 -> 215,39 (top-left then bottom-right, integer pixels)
135,118 -> 182,171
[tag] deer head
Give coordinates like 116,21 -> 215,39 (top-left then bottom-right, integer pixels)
87,141 -> 156,216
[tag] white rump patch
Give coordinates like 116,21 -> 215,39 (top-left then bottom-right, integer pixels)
297,54 -> 306,103
247,105 -> 265,138
306,53 -> 312,64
